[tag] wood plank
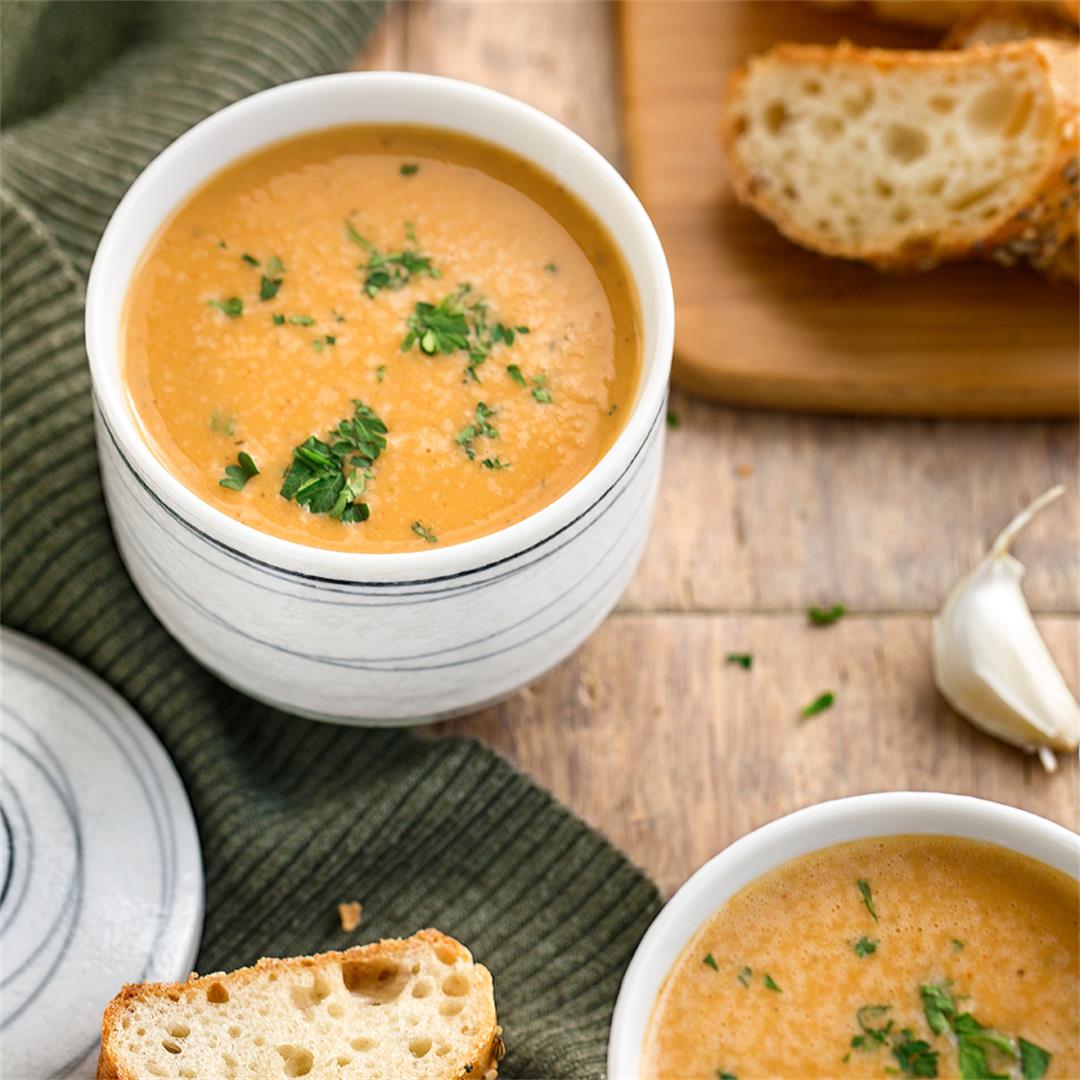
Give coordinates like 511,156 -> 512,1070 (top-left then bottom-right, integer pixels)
620,0 -> 1080,417
442,613 -> 1079,897
622,388 -> 1080,614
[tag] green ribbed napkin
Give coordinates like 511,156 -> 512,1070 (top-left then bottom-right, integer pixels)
0,4 -> 660,1076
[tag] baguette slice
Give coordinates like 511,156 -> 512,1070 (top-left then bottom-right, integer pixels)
813,1 -> 1079,30
97,930 -> 502,1080
942,2 -> 1079,46
721,40 -> 1080,272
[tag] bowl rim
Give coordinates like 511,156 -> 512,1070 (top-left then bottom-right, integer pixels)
607,791 -> 1080,1079
84,71 -> 674,582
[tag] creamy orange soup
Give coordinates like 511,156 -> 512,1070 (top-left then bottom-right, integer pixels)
123,126 -> 641,552
644,836 -> 1079,1080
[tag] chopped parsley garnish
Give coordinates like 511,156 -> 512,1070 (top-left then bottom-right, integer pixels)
402,283 -> 527,382
763,974 -> 781,992
702,953 -> 719,972
531,372 -> 552,404
727,653 -> 753,669
716,1072 -> 737,1080
332,309 -> 346,322
219,451 -> 258,491
457,402 -> 498,461
481,458 -> 509,470
737,966 -> 752,987
280,400 -> 387,524
209,297 -> 243,318
809,603 -> 846,626
854,936 -> 878,957
346,219 -> 440,298
920,983 -> 954,1035
801,690 -> 835,718
259,255 -> 284,301
210,410 -> 235,436
851,1005 -> 894,1051
375,365 -> 386,383
951,939 -> 965,952
241,253 -> 259,267
1019,1039 -> 1052,1080
411,521 -> 437,544
289,314 -> 315,326
666,409 -> 681,429
891,1030 -> 939,1077
400,163 -> 419,176
857,879 -> 879,922
544,262 -> 558,272
311,334 -> 336,353
506,364 -> 526,386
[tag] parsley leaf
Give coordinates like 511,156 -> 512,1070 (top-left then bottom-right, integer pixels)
209,297 -> 243,318
311,334 -> 336,353
1019,1039 -> 1052,1080
481,457 -> 509,470
763,974 -> 781,992
801,691 -> 835,718
716,1072 -> 737,1080
544,262 -> 558,272
411,521 -> 437,544
808,603 -> 846,625
219,451 -> 258,491
258,255 -> 284,301
666,409 -> 681,429
506,364 -> 526,386
852,1005 -> 893,1050
210,410 -> 236,437
737,966 -> 752,987
400,163 -> 419,176
280,401 -> 387,523
531,372 -> 552,404
727,653 -> 753,669
241,253 -> 259,267
857,879 -> 879,922
854,936 -> 878,957
892,1030 -> 939,1077
457,402 -> 498,461
347,219 -> 440,298
920,983 -> 955,1035
703,953 -> 719,972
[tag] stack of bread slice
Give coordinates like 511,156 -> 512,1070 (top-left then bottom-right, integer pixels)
721,10 -> 1079,279
97,930 -> 502,1080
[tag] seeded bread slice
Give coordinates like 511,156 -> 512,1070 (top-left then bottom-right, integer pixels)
96,930 -> 502,1080
721,40 -> 1080,272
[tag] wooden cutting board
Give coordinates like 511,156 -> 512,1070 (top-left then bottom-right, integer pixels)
619,1 -> 1079,417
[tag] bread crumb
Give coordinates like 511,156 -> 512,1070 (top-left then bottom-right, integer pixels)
337,901 -> 362,933
736,463 -> 753,478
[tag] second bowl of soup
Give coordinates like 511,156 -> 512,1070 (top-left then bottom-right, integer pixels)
609,793 -> 1079,1080
86,73 -> 673,723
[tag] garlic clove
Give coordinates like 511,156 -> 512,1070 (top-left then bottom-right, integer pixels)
931,485 -> 1079,773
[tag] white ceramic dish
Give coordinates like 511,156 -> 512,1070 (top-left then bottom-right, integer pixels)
607,792 -> 1080,1080
85,72 -> 674,725
1,629 -> 203,1079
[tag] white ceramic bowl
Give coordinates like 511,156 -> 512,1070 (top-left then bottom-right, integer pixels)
85,72 -> 674,724
608,792 -> 1080,1079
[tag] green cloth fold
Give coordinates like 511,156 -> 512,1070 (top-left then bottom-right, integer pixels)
0,4 -> 660,1076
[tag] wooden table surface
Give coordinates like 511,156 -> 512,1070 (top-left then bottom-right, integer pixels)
359,2 -> 1080,898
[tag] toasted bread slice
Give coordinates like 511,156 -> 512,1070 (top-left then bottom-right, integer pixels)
942,2 -> 1079,46
814,1 -> 1079,30
97,930 -> 502,1080
721,40 -> 1080,272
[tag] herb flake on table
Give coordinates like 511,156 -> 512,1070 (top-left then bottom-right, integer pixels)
809,603 -> 846,626
854,936 -> 878,957
411,521 -> 437,543
763,974 -> 781,992
219,451 -> 258,491
347,219 -> 440,298
400,162 -> 419,176
666,409 -> 681,429
857,879 -> 879,922
801,690 -> 835,718
702,952 -> 719,972
280,400 -> 387,523
727,653 -> 753,669
457,402 -> 498,461
209,297 -> 243,318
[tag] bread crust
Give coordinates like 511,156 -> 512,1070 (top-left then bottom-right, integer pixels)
813,1 -> 1080,30
96,930 -> 502,1080
720,39 -> 1080,273
941,2 -> 1079,47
